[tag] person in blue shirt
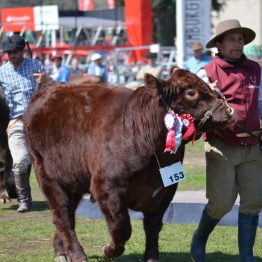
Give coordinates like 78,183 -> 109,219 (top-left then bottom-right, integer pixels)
0,34 -> 50,212
184,42 -> 212,74
50,55 -> 70,83
88,53 -> 108,83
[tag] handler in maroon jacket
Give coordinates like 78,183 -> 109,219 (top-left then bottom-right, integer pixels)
190,19 -> 262,262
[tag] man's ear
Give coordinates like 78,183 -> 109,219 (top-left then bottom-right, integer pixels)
144,73 -> 166,91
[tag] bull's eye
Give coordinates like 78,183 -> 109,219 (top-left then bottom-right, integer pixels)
187,89 -> 196,97
184,88 -> 200,103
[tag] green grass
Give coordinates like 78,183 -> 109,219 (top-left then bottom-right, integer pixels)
1,141 -> 261,261
180,139 -> 206,191
0,201 -> 261,262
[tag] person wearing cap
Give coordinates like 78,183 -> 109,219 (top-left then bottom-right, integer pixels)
0,34 -> 50,212
184,41 -> 212,74
136,52 -> 163,81
50,55 -> 70,83
190,19 -> 262,262
87,53 -> 108,83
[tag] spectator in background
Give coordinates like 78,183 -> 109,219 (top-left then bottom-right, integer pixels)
184,41 -> 212,73
0,34 -> 50,212
136,52 -> 163,81
50,55 -> 70,83
69,57 -> 83,76
88,53 -> 108,83
125,52 -> 163,89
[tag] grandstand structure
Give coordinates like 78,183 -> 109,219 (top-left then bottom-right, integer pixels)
0,1 -> 164,64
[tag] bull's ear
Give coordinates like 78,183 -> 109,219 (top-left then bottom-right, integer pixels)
144,73 -> 165,90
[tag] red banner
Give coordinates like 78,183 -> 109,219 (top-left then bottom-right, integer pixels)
78,0 -> 94,11
1,7 -> 35,32
107,0 -> 115,9
125,0 -> 152,62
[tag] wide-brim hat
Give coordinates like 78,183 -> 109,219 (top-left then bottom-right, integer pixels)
2,34 -> 26,53
206,19 -> 256,48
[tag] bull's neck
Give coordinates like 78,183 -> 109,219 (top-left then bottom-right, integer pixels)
124,87 -> 167,156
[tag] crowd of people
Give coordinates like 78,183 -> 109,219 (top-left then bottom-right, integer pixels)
0,17 -> 261,262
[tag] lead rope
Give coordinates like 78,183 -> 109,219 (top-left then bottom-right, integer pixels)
155,149 -> 182,170
154,153 -> 161,169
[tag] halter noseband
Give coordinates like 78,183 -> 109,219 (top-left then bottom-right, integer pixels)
197,100 -> 224,131
197,88 -> 234,131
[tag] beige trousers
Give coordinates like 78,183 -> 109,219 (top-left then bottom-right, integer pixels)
7,119 -> 31,203
205,137 -> 262,219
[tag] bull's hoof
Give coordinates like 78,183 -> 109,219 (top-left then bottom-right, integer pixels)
55,255 -> 68,262
55,255 -> 87,262
102,244 -> 125,259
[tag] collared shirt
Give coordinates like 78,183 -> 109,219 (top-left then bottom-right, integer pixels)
88,63 -> 108,83
184,54 -> 212,74
0,58 -> 45,119
50,65 -> 70,83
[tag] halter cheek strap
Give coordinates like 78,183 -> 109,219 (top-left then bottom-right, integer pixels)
197,100 -> 224,131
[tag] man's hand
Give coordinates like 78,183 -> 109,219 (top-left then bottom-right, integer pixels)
33,71 -> 52,84
209,80 -> 218,91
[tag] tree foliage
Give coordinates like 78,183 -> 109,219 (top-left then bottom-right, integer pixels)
152,0 -> 176,46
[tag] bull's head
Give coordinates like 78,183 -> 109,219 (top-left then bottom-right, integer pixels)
144,67 -> 234,133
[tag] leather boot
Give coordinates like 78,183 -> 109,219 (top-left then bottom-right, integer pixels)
190,208 -> 220,262
14,170 -> 32,212
238,213 -> 258,262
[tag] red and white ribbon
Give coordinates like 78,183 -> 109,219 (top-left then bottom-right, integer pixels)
180,114 -> 196,143
164,112 -> 196,154
164,111 -> 183,154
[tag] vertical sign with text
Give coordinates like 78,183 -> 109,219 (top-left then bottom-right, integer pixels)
176,0 -> 211,68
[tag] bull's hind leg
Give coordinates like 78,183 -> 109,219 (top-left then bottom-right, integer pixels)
95,181 -> 132,259
143,189 -> 177,262
32,155 -> 86,262
54,192 -> 84,262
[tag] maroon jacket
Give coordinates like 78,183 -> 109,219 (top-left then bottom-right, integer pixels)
204,56 -> 261,145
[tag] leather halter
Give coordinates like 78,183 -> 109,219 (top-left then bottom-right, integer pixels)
197,88 -> 234,131
196,100 -> 224,131
160,86 -> 233,133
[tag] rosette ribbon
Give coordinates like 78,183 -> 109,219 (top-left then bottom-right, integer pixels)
164,112 -> 196,154
164,110 -> 183,154
180,114 -> 196,143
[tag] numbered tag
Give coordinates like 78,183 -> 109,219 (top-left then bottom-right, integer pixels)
159,161 -> 186,187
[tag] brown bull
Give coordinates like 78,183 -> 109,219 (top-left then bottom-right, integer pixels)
23,67 -> 234,262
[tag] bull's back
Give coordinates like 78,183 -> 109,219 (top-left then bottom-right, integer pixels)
24,83 -> 133,173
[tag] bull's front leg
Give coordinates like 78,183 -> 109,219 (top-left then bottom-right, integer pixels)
94,179 -> 132,259
143,188 -> 177,262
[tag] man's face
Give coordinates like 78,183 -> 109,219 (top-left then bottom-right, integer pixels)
194,49 -> 203,59
7,50 -> 24,67
53,58 -> 62,68
216,32 -> 244,59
